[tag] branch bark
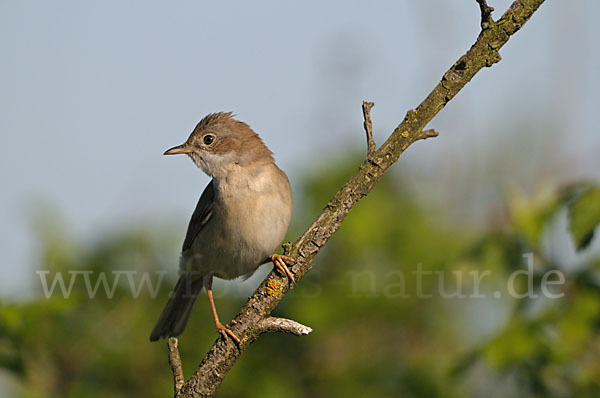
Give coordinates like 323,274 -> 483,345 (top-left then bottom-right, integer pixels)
175,0 -> 546,396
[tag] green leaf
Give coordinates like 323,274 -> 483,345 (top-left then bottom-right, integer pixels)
569,186 -> 600,251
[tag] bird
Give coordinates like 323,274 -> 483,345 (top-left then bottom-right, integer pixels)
150,112 -> 294,343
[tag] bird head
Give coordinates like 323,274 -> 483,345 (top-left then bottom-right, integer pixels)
164,112 -> 274,178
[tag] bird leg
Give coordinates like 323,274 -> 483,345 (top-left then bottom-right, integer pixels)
271,254 -> 296,285
206,287 -> 241,345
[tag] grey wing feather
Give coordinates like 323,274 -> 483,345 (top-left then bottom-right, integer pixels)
182,180 -> 215,252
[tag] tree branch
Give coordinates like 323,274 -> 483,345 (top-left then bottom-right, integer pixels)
168,338 -> 185,396
175,0 -> 546,396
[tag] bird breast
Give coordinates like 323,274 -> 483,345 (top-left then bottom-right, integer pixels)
185,162 -> 292,280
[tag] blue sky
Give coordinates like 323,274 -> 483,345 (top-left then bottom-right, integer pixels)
1,0 -> 598,298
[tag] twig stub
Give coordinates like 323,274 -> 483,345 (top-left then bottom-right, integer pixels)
362,101 -> 376,155
476,0 -> 494,29
416,129 -> 440,141
257,317 -> 313,336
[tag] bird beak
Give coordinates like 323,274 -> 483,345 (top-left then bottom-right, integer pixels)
164,144 -> 194,155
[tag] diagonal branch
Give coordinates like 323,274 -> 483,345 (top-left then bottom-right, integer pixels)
175,0 -> 546,396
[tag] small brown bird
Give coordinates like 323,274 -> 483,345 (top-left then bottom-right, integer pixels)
150,113 -> 294,343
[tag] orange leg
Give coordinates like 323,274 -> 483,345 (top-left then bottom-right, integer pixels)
206,287 -> 241,345
271,254 -> 296,285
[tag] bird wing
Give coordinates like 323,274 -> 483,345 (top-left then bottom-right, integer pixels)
182,180 -> 215,252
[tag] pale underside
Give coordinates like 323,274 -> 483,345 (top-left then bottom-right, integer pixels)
179,161 -> 292,280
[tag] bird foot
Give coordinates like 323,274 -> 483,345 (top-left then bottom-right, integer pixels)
216,321 -> 241,345
271,254 -> 296,285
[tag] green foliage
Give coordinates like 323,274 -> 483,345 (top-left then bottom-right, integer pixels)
569,186 -> 600,251
507,184 -> 565,251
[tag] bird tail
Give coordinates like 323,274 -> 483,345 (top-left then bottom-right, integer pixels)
149,274 -> 204,342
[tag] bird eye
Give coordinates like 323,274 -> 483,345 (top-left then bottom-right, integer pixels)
203,134 -> 215,145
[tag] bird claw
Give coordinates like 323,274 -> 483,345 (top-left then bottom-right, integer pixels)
216,321 -> 241,345
271,254 -> 296,285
